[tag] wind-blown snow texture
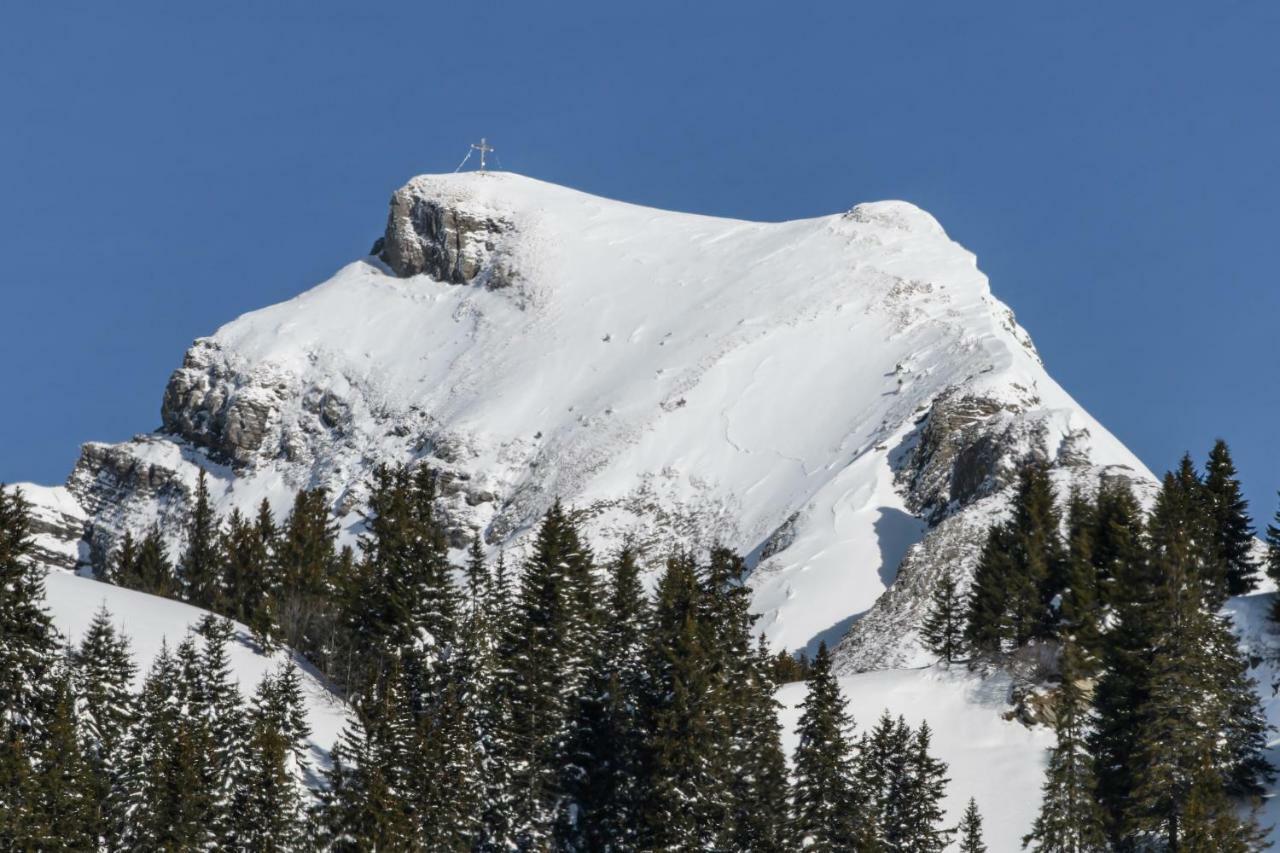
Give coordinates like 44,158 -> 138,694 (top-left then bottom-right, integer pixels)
28,172 -> 1236,845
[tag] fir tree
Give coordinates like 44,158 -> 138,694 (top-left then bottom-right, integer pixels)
276,487 -> 341,675
222,502 -> 282,646
0,485 -> 57,729
1266,494 -> 1280,621
965,525 -> 1015,655
791,642 -> 864,851
234,668 -> 313,852
897,721 -> 950,853
1203,439 -> 1258,599
1059,489 -> 1104,671
131,527 -> 175,597
180,468 -> 223,609
637,552 -> 718,851
103,528 -> 137,586
28,668 -> 96,850
921,568 -> 965,663
958,798 -> 987,853
72,606 -> 136,848
1022,642 -> 1108,852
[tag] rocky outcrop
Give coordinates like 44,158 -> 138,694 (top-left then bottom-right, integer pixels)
378,184 -> 515,287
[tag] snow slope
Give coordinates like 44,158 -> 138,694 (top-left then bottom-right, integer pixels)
778,666 -> 1055,851
60,172 -> 1150,666
43,566 -> 348,779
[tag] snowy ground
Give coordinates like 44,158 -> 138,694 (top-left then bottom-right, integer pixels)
44,569 -> 349,783
778,666 -> 1054,850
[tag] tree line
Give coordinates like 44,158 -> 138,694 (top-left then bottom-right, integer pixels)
922,439 -> 1279,851
2,474 -> 988,850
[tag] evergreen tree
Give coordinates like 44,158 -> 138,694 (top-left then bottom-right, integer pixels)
791,642 -> 864,851
1059,489 -> 1104,671
896,721 -> 950,853
180,468 -> 223,609
921,568 -> 965,663
1022,642 -> 1108,852
28,668 -> 96,850
556,544 -> 648,852
1266,495 -> 1280,621
318,661 -> 418,851
0,485 -> 57,729
1203,439 -> 1258,599
103,528 -> 137,586
276,487 -> 341,675
121,641 -> 210,850
191,616 -> 248,846
1123,472 -> 1266,849
637,552 -> 718,851
131,527 -> 176,597
958,798 -> 987,853
508,500 -> 596,846
234,667 -> 313,852
965,526 -> 1015,655
222,502 -> 282,646
72,606 -> 136,848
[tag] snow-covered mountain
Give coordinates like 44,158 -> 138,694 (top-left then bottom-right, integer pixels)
38,170 -> 1157,668
32,171 -> 1279,847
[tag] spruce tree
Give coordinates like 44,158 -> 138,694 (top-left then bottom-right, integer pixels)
637,552 -> 718,851
1123,473 -> 1267,850
0,485 -> 57,728
222,502 -> 282,646
965,525 -> 1015,655
1059,489 -> 1103,671
276,487 -> 340,674
958,798 -> 987,853
921,568 -> 965,663
898,721 -> 950,853
234,668 -> 313,851
1203,439 -> 1258,599
1022,642 -> 1108,852
791,642 -> 864,851
28,668 -> 95,850
1004,462 -> 1066,644
103,528 -> 137,586
1266,495 -> 1280,621
180,468 -> 223,609
131,527 -> 175,597
72,606 -> 135,848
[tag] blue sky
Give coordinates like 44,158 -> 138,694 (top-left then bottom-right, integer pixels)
2,2 -> 1278,523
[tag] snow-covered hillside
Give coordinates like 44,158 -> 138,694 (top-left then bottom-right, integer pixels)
50,171 -> 1153,670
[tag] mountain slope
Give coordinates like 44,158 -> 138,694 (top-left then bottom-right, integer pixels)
51,171 -> 1154,671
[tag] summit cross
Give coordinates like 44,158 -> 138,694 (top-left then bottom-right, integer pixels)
470,137 -> 494,173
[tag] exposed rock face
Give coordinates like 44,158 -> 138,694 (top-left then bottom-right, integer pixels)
379,183 -> 515,287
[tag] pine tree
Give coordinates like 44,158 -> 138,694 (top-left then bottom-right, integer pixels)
234,667 -> 313,851
958,798 -> 987,853
897,721 -> 950,853
1022,643 -> 1107,852
72,606 -> 135,848
1122,473 -> 1267,850
276,487 -> 340,674
192,616 -> 248,846
131,527 -> 175,597
28,668 -> 96,850
556,544 -> 648,852
965,525 -> 1015,655
318,660 -> 418,851
222,502 -> 282,646
637,552 -> 719,851
0,485 -> 57,729
1203,439 -> 1258,599
103,528 -> 137,586
1059,489 -> 1103,671
791,642 -> 864,851
921,568 -> 965,663
1266,495 -> 1280,622
121,641 -> 210,850
507,500 -> 596,846
181,468 -> 223,609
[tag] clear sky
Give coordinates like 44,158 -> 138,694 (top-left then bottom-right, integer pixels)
2,2 -> 1278,523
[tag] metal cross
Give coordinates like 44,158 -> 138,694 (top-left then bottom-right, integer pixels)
470,138 -> 494,172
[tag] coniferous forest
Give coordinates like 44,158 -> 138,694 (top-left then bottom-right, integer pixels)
0,439 -> 1277,850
